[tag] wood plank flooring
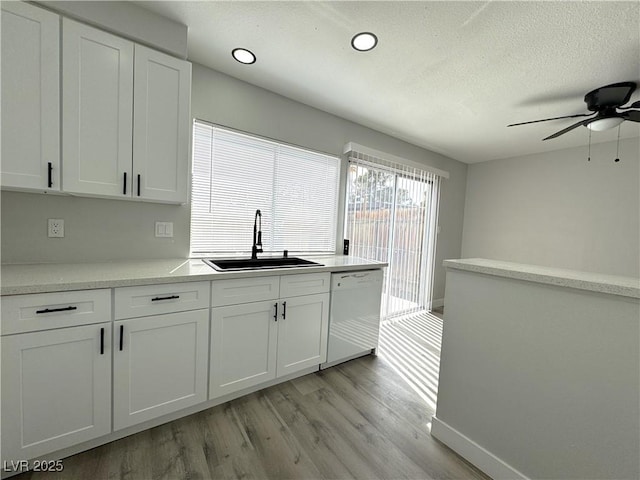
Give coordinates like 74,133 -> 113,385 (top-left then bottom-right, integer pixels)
379,311 -> 444,411
14,311 -> 488,480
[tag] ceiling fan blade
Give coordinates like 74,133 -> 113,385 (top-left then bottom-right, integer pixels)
585,82 -> 637,110
619,100 -> 640,110
620,110 -> 640,122
542,118 -> 594,141
508,112 -> 594,127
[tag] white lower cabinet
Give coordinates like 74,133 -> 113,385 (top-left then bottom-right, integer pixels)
210,300 -> 278,398
0,271 -> 336,465
277,293 -> 329,377
209,273 -> 330,399
113,309 -> 209,430
1,323 -> 112,461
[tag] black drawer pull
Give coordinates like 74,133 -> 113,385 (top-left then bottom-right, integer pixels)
119,325 -> 124,351
282,301 -> 287,320
100,327 -> 104,355
274,302 -> 278,322
123,172 -> 127,195
137,174 -> 141,197
36,306 -> 77,314
48,162 -> 53,188
151,295 -> 180,302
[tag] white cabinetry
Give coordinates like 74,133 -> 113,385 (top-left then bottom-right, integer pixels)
210,300 -> 278,397
113,282 -> 209,430
62,19 -> 190,203
210,273 -> 330,398
1,291 -> 112,462
62,18 -> 133,198
276,292 -> 329,376
1,2 -> 60,192
133,45 -> 191,203
1,4 -> 190,202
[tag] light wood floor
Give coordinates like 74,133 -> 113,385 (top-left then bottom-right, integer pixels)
15,311 -> 488,480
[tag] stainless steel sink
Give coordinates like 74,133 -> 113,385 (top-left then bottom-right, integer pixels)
203,257 -> 323,271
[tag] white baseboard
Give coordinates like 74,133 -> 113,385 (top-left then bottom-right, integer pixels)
430,297 -> 444,309
431,416 -> 528,480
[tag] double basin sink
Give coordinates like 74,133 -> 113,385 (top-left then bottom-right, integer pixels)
204,257 -> 323,272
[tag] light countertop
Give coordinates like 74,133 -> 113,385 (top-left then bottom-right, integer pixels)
1,256 -> 387,295
444,258 -> 640,299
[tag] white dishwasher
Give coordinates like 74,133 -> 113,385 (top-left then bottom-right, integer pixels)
321,269 -> 384,369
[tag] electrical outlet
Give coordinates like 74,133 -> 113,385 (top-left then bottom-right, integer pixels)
48,219 -> 64,238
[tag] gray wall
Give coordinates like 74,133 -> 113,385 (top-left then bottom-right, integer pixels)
1,60 -> 468,302
191,63 -> 468,301
436,269 -> 639,479
461,137 -> 640,277
0,192 -> 190,263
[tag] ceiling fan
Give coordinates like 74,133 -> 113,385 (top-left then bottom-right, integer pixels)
508,82 -> 640,141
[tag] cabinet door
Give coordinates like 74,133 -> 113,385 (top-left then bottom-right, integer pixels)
62,19 -> 133,198
1,323 -> 111,461
133,45 -> 191,203
210,301 -> 278,398
113,310 -> 209,430
277,293 -> 329,377
1,2 -> 60,191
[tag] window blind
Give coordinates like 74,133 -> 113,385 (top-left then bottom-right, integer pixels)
344,147 -> 442,317
191,122 -> 339,255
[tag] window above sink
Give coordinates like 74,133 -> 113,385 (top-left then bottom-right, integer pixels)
190,122 -> 340,257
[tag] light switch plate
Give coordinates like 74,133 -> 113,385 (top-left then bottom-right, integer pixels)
155,221 -> 174,238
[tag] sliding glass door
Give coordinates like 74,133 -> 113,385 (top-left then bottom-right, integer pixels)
345,158 -> 440,319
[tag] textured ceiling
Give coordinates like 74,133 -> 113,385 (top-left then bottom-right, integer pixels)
137,1 -> 640,164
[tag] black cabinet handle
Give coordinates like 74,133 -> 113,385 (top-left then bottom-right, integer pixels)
151,295 -> 180,302
273,302 -> 278,322
48,162 -> 53,188
123,172 -> 127,195
119,325 -> 124,351
100,327 -> 104,355
282,301 -> 287,320
137,174 -> 141,197
36,306 -> 77,314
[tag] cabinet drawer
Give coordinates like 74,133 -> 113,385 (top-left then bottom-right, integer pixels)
211,276 -> 280,307
1,289 -> 111,335
279,272 -> 330,298
114,282 -> 210,320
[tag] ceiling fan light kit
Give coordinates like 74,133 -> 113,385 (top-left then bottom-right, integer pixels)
508,81 -> 640,142
586,117 -> 624,131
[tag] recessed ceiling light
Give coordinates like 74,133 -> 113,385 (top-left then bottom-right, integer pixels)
232,48 -> 256,64
351,32 -> 378,52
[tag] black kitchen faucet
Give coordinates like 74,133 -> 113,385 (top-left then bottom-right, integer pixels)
251,209 -> 263,259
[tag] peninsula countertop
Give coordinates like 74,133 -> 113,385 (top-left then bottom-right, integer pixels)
1,256 -> 387,295
444,258 -> 640,299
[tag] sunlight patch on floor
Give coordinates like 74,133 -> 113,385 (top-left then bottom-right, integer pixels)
378,311 -> 443,411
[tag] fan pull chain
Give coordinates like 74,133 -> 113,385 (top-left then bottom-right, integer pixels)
614,125 -> 621,163
587,128 -> 592,161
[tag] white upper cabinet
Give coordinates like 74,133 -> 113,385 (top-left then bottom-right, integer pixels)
62,19 -> 134,198
133,45 -> 191,203
62,19 -> 190,203
1,2 -> 60,192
